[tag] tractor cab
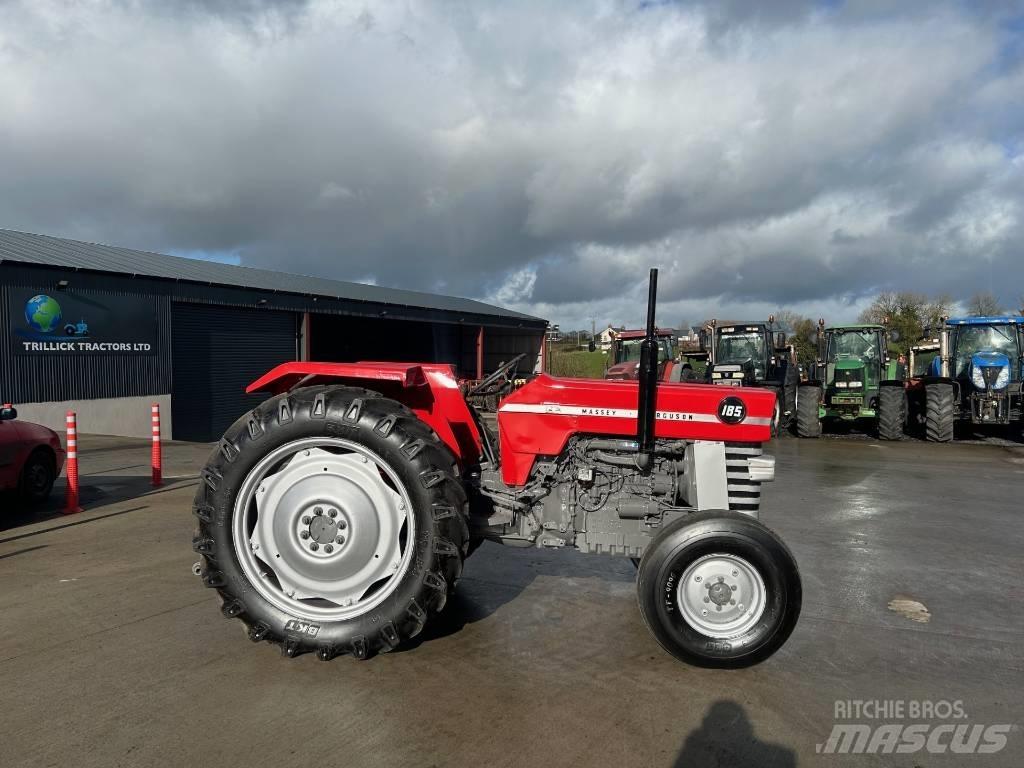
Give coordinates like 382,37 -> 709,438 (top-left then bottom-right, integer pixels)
605,329 -> 676,380
703,320 -> 790,387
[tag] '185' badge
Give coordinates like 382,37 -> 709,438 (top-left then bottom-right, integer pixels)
717,397 -> 746,424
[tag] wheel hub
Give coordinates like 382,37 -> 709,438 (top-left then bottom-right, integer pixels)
234,440 -> 415,620
677,553 -> 766,639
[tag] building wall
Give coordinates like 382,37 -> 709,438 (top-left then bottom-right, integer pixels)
13,394 -> 171,439
0,266 -> 172,405
2,262 -> 547,440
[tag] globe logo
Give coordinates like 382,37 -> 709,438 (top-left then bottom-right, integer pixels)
24,294 -> 63,334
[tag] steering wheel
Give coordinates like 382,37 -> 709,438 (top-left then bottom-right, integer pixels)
469,353 -> 527,396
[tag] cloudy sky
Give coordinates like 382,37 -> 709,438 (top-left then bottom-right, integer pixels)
1,0 -> 1023,330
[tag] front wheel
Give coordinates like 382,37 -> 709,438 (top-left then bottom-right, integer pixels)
20,449 -> 55,502
636,511 -> 801,667
192,385 -> 469,660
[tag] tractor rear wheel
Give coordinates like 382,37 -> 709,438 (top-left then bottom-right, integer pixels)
796,385 -> 821,438
925,382 -> 955,442
636,511 -> 801,667
877,384 -> 906,441
192,385 -> 469,660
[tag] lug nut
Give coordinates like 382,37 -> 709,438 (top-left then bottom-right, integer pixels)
336,536 -> 345,545
310,542 -> 319,551
338,520 -> 347,530
328,509 -> 338,518
325,544 -> 334,553
716,605 -> 722,611
314,506 -> 323,516
302,515 -> 311,524
703,596 -> 710,603
300,531 -> 310,540
731,585 -> 738,591
730,600 -> 736,606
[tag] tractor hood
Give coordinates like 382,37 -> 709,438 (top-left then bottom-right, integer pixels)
605,361 -> 640,379
970,351 -> 1011,390
971,351 -> 1010,369
497,374 -> 775,485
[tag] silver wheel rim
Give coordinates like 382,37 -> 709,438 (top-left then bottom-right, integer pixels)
232,437 -> 416,621
677,553 -> 767,638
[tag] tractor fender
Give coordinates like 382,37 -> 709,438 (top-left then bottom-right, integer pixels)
246,361 -> 484,467
798,379 -> 823,388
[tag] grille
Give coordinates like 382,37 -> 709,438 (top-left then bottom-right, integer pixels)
724,442 -> 763,514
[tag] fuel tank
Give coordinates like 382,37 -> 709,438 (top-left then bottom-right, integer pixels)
497,374 -> 775,486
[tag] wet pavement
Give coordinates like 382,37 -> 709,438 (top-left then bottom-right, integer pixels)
1,434 -> 1022,767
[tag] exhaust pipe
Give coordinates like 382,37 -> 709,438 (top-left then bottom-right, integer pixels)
636,268 -> 659,471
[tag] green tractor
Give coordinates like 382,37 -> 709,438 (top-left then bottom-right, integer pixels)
796,321 -> 905,439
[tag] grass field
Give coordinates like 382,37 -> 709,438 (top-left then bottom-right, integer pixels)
549,349 -> 607,378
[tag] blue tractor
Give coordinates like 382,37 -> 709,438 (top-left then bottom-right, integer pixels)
921,316 -> 1024,441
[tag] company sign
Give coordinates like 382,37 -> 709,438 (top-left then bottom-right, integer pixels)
11,290 -> 158,355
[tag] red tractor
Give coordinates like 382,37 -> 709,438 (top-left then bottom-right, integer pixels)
192,271 -> 801,667
605,328 -> 696,381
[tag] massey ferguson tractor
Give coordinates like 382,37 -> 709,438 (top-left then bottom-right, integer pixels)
191,270 -> 801,668
700,318 -> 798,434
916,316 -> 1024,441
796,321 -> 905,440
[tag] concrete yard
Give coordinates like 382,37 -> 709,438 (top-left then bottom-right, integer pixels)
1,433 -> 1022,767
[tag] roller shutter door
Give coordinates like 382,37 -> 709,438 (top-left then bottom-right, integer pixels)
171,303 -> 296,442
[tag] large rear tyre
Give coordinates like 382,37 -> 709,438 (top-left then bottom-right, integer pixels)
636,511 -> 801,668
796,385 -> 822,438
877,383 -> 906,441
192,385 -> 469,660
925,382 -> 955,442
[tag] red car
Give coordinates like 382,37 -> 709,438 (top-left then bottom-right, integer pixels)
0,404 -> 65,502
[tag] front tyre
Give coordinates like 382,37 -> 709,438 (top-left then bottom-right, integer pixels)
636,511 -> 801,668
192,385 -> 468,660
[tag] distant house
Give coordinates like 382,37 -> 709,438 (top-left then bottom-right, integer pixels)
597,325 -> 619,352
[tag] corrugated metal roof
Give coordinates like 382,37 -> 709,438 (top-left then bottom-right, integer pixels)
0,228 -> 544,324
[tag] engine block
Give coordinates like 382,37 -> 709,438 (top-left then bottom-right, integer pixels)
471,436 -> 772,558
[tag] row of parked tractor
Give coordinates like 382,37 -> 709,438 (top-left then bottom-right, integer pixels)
604,315 -> 1024,442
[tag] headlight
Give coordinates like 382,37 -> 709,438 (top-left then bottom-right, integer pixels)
835,381 -> 848,388
731,372 -> 744,379
849,381 -> 863,388
972,364 -> 1009,390
711,371 -> 722,379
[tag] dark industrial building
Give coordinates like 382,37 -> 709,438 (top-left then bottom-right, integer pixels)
0,229 -> 546,441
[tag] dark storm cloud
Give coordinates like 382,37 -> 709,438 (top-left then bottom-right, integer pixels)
0,0 -> 1022,329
